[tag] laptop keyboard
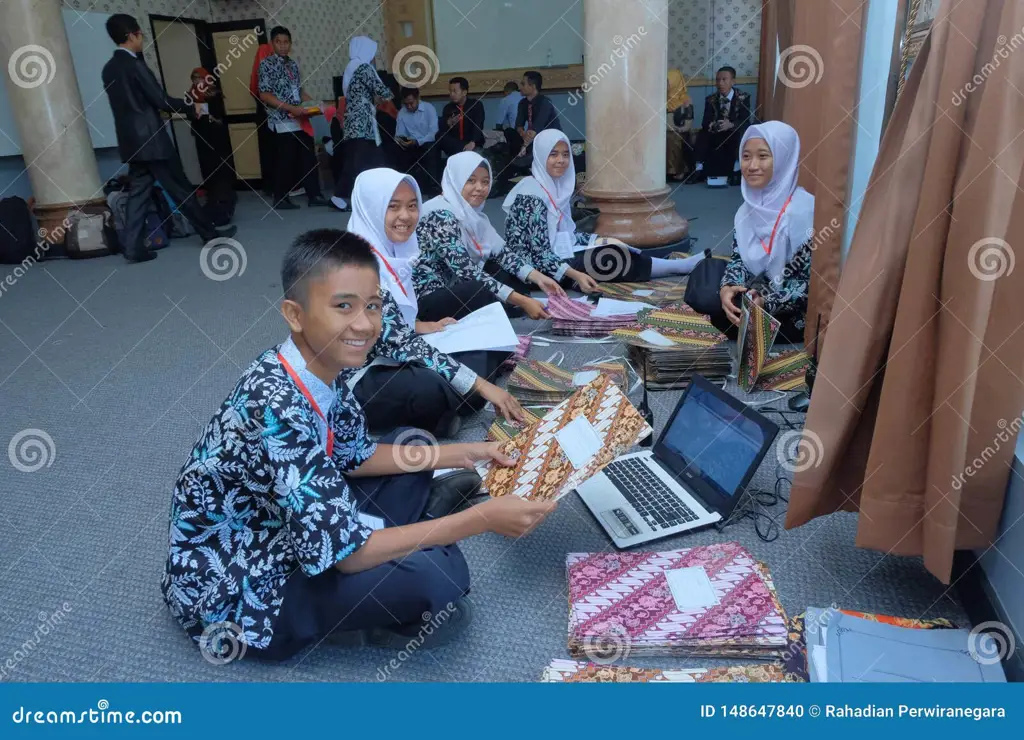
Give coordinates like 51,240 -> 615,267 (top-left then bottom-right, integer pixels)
603,458 -> 700,531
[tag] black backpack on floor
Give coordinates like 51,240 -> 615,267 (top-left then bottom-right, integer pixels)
0,197 -> 36,265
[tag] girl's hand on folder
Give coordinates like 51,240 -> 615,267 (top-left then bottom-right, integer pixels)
475,496 -> 558,538
476,380 -> 526,423
529,271 -> 565,297
447,441 -> 515,470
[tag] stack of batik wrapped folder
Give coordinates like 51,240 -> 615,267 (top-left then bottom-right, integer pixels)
611,305 -> 731,389
506,358 -> 628,406
546,294 -> 637,337
566,542 -> 788,659
541,660 -> 791,683
592,278 -> 687,306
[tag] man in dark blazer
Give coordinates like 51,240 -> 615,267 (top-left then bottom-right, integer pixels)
695,66 -> 755,186
102,14 -> 234,263
438,77 -> 485,157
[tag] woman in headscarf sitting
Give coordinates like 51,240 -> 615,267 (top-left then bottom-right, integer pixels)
666,68 -> 696,182
332,36 -> 392,211
502,130 -> 707,293
713,121 -> 813,341
415,151 -> 567,321
344,168 -> 525,437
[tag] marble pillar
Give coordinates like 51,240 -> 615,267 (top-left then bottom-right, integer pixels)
581,0 -> 688,247
0,0 -> 106,237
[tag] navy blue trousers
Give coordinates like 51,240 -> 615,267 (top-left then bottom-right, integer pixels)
252,430 -> 470,661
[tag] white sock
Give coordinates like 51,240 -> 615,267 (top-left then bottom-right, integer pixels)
650,252 -> 706,277
331,196 -> 348,210
695,162 -> 704,172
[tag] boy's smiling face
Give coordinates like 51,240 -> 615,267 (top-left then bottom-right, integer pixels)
282,264 -> 382,379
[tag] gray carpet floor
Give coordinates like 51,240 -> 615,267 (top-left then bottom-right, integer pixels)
0,184 -> 968,682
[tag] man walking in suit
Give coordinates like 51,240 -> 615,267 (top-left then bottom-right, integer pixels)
102,14 -> 235,263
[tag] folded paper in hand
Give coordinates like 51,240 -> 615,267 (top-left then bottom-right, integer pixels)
423,302 -> 518,355
475,375 -> 653,501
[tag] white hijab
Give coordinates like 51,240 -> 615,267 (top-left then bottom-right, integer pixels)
734,121 -> 815,286
342,36 -> 378,96
347,168 -> 422,326
502,129 -> 577,250
421,152 -> 505,262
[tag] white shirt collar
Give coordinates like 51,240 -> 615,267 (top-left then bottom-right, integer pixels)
118,47 -> 138,58
278,336 -> 337,415
723,88 -> 735,101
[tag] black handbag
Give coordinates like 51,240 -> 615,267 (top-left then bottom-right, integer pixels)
683,253 -> 727,315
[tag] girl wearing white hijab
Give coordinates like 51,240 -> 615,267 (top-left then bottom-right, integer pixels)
502,129 -> 706,292
715,121 -> 814,339
333,36 -> 392,209
416,152 -> 566,321
345,168 -> 526,436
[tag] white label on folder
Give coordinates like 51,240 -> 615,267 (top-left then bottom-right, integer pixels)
357,512 -> 385,531
572,370 -> 600,386
632,289 -> 654,297
664,567 -> 720,610
555,416 -> 603,469
638,329 -> 676,346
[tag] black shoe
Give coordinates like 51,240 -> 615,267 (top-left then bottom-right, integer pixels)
307,196 -> 328,207
425,470 -> 484,519
124,249 -> 157,264
275,198 -> 300,211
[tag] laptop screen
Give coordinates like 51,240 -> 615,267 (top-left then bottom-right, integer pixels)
660,382 -> 770,498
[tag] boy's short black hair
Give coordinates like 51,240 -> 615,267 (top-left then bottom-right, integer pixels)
282,229 -> 379,305
717,66 -> 737,78
504,80 -> 519,93
524,70 -> 543,90
270,26 -> 291,41
449,76 -> 469,91
106,14 -> 141,45
401,86 -> 420,100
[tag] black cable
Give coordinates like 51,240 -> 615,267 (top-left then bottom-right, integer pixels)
715,461 -> 793,542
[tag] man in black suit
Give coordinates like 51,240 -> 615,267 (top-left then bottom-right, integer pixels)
438,77 -> 485,157
101,14 -> 235,263
695,66 -> 755,186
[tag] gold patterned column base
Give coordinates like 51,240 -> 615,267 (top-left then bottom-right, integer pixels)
32,197 -> 110,252
582,187 -> 689,248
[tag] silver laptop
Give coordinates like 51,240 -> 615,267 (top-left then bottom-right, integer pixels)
577,375 -> 779,548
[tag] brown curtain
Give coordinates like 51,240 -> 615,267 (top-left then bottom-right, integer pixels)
786,0 -> 1024,584
756,0 -> 779,120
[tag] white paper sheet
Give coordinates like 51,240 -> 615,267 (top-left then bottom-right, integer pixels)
554,416 -> 603,468
422,302 -> 518,354
664,567 -> 721,610
810,645 -> 829,682
632,289 -> 655,297
591,297 -> 655,317
572,370 -> 601,386
637,329 -> 676,346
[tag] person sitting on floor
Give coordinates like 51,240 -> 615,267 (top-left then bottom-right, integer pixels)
344,168 -> 526,437
514,70 -> 562,160
415,151 -> 566,321
438,77 -> 486,156
497,80 -> 524,153
502,130 -> 707,293
712,121 -> 812,341
665,68 -> 696,182
160,228 -> 557,662
395,86 -> 440,196
694,66 -> 754,187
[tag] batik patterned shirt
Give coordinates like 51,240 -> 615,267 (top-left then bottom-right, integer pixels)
503,194 -> 593,281
721,233 -> 812,328
258,55 -> 304,129
413,209 -> 534,302
342,64 -> 393,142
161,338 -> 376,651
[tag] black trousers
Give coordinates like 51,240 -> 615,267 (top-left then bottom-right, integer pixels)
417,279 -> 496,322
335,138 -> 386,200
397,142 -> 442,195
272,130 -> 322,203
697,127 -> 743,177
256,104 -> 276,194
567,245 -> 654,284
121,158 -> 215,259
250,429 -> 470,662
439,136 -> 471,157
483,260 -> 533,296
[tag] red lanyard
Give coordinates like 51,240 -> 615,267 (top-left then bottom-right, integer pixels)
760,195 -> 793,256
277,352 -> 334,458
458,104 -> 464,139
468,234 -> 484,256
370,246 -> 409,297
538,184 -> 564,230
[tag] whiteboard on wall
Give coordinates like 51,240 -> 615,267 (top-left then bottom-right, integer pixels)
431,0 -> 584,73
0,9 -> 118,157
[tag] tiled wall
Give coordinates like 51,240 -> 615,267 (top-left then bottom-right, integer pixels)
669,0 -> 762,80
